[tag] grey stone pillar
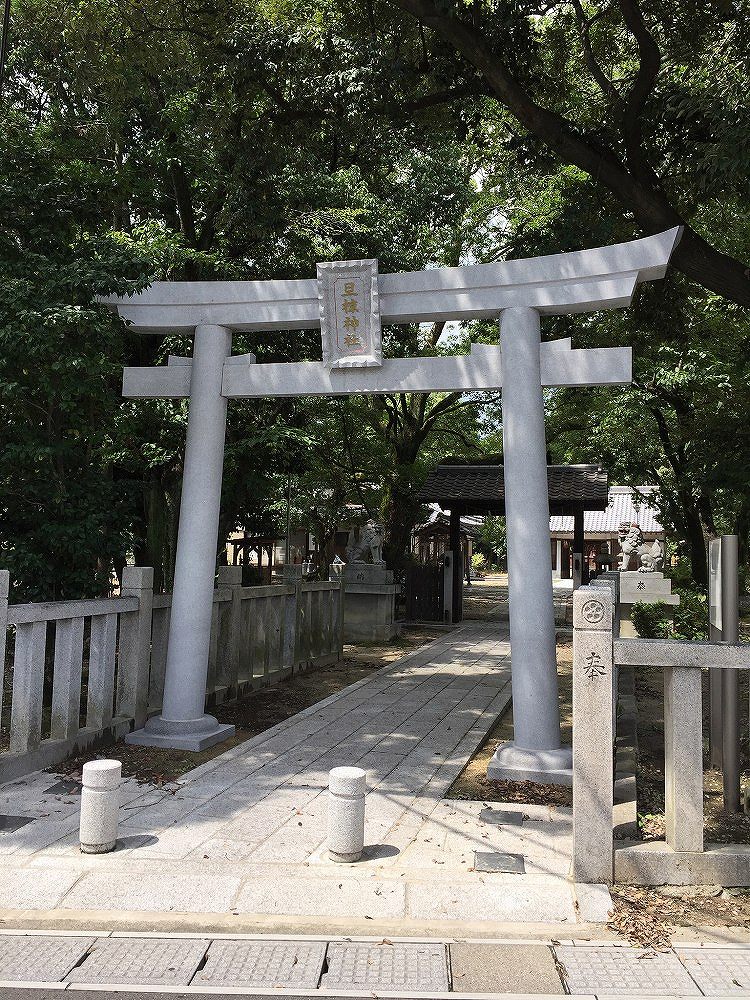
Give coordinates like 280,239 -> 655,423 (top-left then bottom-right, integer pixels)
117,566 -> 154,729
126,325 -> 235,751
665,665 -> 704,852
720,534 -> 741,813
488,306 -> 571,784
282,563 -> 303,670
572,585 -> 614,883
0,570 -> 8,724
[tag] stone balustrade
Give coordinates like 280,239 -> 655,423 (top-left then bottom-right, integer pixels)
572,583 -> 750,887
0,567 -> 342,782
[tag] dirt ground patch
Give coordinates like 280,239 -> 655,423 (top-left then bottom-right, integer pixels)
448,634 -> 574,808
635,666 -> 750,845
610,885 -> 750,945
54,627 -> 440,786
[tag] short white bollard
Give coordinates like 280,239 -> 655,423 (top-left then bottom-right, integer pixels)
79,759 -> 121,854
328,766 -> 366,862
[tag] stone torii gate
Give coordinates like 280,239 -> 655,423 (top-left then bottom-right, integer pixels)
106,227 -> 681,784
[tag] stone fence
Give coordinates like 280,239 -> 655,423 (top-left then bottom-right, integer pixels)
0,566 -> 343,782
572,581 -> 750,888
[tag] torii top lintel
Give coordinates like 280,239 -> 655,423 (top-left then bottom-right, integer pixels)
103,228 -> 682,335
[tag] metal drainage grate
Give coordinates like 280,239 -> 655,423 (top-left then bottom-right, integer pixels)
66,938 -> 210,986
323,941 -> 450,991
194,940 -> 327,988
554,945 -> 701,996
474,850 -> 526,873
0,936 -> 95,983
479,807 -> 525,825
0,815 -> 34,832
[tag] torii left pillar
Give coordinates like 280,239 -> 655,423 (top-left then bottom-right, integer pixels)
487,306 -> 571,784
126,324 -> 235,750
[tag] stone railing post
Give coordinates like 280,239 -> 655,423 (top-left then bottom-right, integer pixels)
338,578 -> 345,659
117,566 -> 154,730
282,564 -> 303,670
572,585 -> 614,883
0,570 -> 9,722
216,565 -> 242,696
664,664 -> 704,852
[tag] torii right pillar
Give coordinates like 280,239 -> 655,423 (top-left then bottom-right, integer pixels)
487,305 -> 570,783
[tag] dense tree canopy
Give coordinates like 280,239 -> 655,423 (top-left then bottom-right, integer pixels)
0,0 -> 747,598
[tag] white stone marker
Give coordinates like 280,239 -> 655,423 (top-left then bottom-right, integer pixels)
328,766 -> 366,862
79,759 -> 122,854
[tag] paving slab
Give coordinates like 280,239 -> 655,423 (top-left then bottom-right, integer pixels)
407,879 -> 578,922
0,866 -> 83,909
194,939 -> 326,988
60,869 -> 241,914
322,941 -> 450,991
676,946 -> 750,994
66,937 -> 209,986
449,942 -> 565,994
234,875 -> 407,919
0,935 -> 95,983
0,615 -> 600,929
555,945 -> 701,996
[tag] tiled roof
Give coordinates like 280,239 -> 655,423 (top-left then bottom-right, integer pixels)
417,464 -> 609,516
549,486 -> 664,534
415,505 -> 483,537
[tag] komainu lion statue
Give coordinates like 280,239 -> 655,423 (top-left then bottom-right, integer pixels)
346,521 -> 385,564
617,521 -> 664,573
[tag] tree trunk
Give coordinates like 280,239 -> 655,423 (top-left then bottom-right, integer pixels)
382,463 -> 424,570
680,492 -> 709,590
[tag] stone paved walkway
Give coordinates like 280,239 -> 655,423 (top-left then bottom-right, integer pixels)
0,616 -> 609,929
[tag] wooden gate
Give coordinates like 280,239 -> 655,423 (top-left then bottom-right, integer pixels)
404,563 -> 444,622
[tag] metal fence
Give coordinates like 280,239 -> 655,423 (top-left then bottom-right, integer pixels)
0,566 -> 343,782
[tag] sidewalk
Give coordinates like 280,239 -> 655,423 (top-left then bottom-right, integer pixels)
0,614 -> 609,931
0,930 -> 749,995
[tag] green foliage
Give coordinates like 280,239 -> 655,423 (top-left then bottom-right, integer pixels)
2,0 -> 749,598
477,516 -> 507,565
0,120 -> 151,600
631,587 -> 709,641
0,0 -> 489,593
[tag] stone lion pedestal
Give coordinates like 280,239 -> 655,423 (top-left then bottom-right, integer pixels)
331,562 -> 400,644
619,571 -> 680,637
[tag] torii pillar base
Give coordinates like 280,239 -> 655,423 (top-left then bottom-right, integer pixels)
487,744 -> 573,786
125,715 -> 234,753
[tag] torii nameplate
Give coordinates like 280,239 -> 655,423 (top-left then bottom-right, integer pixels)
318,259 -> 382,370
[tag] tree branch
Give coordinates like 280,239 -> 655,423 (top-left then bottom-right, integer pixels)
392,0 -> 750,305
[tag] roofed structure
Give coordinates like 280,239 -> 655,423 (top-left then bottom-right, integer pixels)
550,485 -> 664,537
417,464 -> 609,516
